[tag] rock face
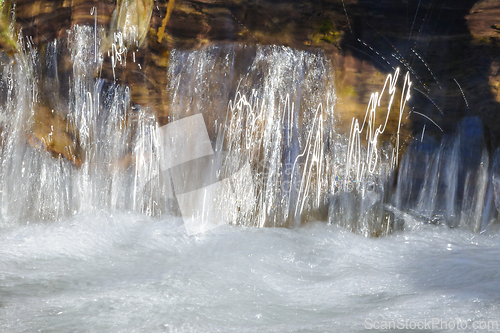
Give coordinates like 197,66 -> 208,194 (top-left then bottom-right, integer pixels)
2,0 -> 500,161
466,0 -> 500,114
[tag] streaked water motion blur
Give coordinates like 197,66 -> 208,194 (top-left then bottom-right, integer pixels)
1,0 -> 500,330
0,24 -> 499,236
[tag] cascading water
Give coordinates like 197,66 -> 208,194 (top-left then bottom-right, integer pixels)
389,116 -> 498,233
0,25 -> 498,236
2,16 -> 500,332
0,27 -> 140,223
0,27 -> 395,235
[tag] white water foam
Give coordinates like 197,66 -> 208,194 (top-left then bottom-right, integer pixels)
1,212 -> 500,332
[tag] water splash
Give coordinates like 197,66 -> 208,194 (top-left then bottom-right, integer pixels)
0,25 -> 498,236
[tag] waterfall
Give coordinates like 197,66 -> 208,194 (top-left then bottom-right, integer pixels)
0,25 -> 498,235
390,117 -> 497,232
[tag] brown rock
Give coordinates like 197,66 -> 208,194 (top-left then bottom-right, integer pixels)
30,105 -> 83,167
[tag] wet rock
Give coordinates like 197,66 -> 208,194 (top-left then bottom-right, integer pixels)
29,105 -> 83,167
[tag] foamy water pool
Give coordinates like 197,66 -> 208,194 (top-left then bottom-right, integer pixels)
1,212 -> 500,332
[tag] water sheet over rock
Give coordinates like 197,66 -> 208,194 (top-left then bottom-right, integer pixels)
0,22 -> 498,236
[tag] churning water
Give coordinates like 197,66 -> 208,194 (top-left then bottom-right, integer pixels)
1,23 -> 500,332
1,213 -> 500,332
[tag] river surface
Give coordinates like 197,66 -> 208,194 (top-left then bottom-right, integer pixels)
1,212 -> 500,332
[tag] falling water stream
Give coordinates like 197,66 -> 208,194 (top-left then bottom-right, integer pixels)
1,23 -> 500,332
